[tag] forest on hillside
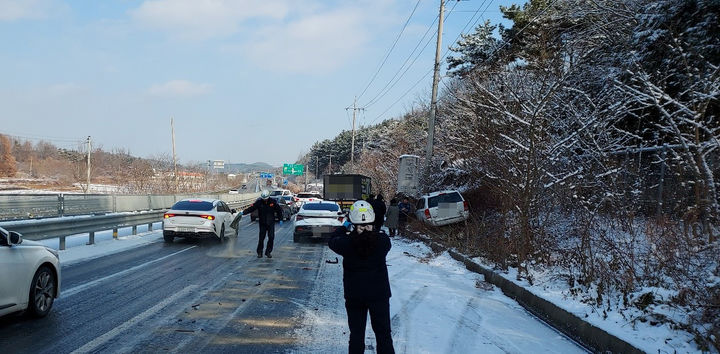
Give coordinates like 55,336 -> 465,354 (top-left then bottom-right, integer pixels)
0,134 -> 236,194
300,0 -> 719,349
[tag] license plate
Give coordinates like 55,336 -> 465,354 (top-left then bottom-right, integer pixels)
178,227 -> 194,232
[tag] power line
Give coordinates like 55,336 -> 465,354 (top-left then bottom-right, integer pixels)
0,131 -> 83,144
360,0 -> 462,109
356,0 -> 421,102
366,0 -> 559,126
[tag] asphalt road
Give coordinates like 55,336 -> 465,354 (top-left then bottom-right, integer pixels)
0,217 -> 332,353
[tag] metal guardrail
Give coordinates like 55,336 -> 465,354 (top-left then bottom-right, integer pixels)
0,196 -> 259,250
0,192 -> 261,221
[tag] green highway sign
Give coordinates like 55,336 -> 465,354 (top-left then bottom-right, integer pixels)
282,163 -> 305,176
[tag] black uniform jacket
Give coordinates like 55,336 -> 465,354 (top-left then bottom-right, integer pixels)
243,198 -> 283,226
328,227 -> 392,300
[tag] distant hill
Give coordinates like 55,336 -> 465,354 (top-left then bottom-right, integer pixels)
224,162 -> 275,173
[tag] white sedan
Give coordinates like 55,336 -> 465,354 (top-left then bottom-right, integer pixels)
293,201 -> 345,243
162,199 -> 236,243
0,227 -> 61,318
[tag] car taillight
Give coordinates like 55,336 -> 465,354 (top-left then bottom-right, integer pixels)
200,215 -> 214,220
164,213 -> 176,219
296,215 -> 304,221
463,201 -> 469,211
337,217 -> 344,222
309,198 -> 314,201
294,197 -> 299,202
424,209 -> 431,219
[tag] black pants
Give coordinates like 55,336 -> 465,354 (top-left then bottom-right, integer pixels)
345,298 -> 394,354
257,223 -> 275,255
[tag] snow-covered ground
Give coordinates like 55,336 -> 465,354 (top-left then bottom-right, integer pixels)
294,238 -> 585,353
28,226 -> 586,353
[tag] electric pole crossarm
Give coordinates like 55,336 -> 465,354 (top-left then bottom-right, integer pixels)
346,97 -> 365,170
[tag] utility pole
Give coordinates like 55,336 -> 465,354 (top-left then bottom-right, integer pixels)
171,117 -> 178,193
86,136 -> 91,194
425,0 -> 445,170
328,154 -> 334,175
316,156 -> 319,180
346,96 -> 365,170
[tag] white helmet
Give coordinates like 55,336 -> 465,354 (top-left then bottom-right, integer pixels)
261,189 -> 270,199
349,200 -> 375,224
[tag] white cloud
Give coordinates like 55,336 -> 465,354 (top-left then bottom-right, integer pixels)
129,0 -> 289,40
0,0 -> 62,21
147,80 -> 212,97
244,8 -> 370,74
47,82 -> 84,96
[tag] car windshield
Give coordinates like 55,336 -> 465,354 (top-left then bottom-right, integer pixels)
297,193 -> 317,198
270,191 -> 283,196
171,200 -> 214,211
302,203 -> 339,211
427,192 -> 463,208
282,196 -> 293,201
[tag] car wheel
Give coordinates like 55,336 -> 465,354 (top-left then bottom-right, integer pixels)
27,266 -> 56,318
293,233 -> 300,243
163,231 -> 174,243
218,226 -> 225,243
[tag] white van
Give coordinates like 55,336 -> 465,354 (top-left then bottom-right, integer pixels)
415,190 -> 469,226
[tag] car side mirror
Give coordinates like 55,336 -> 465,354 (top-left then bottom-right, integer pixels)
8,231 -> 23,245
231,209 -> 237,214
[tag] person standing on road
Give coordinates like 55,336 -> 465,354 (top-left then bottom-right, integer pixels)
372,194 -> 387,232
385,199 -> 399,237
241,190 -> 283,258
397,197 -> 412,236
329,200 -> 394,354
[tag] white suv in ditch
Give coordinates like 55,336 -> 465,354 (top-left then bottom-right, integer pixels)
415,190 -> 470,226
0,227 -> 61,318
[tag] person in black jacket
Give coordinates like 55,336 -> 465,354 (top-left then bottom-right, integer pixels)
241,190 -> 283,258
329,200 -> 394,354
371,194 -> 387,232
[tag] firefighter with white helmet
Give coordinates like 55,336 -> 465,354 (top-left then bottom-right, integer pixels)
329,200 -> 394,353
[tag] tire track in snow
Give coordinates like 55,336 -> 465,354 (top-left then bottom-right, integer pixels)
390,286 -> 429,354
446,298 -> 521,354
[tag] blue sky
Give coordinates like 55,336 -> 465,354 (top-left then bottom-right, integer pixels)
0,0 -> 521,166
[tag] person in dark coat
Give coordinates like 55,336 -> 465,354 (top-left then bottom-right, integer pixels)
397,197 -> 413,236
241,190 -> 283,258
329,200 -> 394,354
372,194 -> 387,232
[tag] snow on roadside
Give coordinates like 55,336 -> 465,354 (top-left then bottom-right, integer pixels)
294,237 -> 586,353
469,256 -> 699,353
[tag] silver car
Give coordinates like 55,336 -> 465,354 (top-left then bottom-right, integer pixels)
0,227 -> 61,318
162,199 -> 236,243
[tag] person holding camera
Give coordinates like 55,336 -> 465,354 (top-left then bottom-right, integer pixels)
329,200 -> 394,354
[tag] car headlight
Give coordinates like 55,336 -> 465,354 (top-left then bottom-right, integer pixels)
46,247 -> 59,260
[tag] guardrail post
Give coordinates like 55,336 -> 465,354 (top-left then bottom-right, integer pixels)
132,225 -> 137,235
148,222 -> 153,231
88,232 -> 95,245
112,195 -> 117,213
60,236 -> 66,250
113,228 -> 118,239
57,194 -> 65,217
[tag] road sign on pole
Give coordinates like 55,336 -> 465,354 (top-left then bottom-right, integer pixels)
283,164 -> 305,176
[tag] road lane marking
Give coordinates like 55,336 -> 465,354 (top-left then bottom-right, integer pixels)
70,284 -> 200,354
62,246 -> 197,297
